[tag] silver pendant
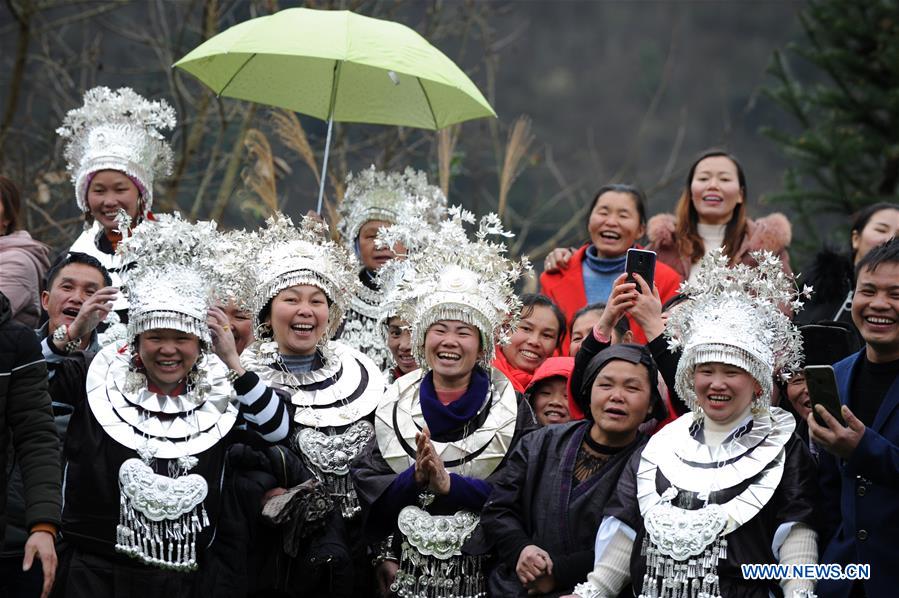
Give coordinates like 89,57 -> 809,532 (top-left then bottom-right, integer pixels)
397,506 -> 479,560
115,458 -> 209,571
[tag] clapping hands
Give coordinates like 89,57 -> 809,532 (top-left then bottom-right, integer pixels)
414,428 -> 451,495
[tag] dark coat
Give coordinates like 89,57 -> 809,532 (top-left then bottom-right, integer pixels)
3,323 -> 88,556
351,398 -> 537,550
817,349 -> 899,598
480,420 -> 646,596
0,291 -> 61,547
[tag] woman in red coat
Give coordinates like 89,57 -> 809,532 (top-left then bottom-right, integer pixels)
540,184 -> 681,349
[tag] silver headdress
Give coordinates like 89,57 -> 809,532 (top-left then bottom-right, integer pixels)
57,86 -> 176,213
665,248 -> 811,412
252,213 -> 359,339
201,228 -> 259,312
378,205 -> 530,368
375,196 -> 449,326
117,214 -> 218,346
337,166 -> 447,257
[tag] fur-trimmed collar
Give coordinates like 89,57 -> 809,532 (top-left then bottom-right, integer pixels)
646,212 -> 792,254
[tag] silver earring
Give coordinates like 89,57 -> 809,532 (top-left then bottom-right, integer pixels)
254,322 -> 273,341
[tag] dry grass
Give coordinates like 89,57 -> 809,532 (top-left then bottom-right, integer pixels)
241,128 -> 279,216
270,109 -> 320,184
498,115 -> 534,221
270,108 -> 344,230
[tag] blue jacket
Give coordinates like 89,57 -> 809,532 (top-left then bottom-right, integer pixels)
817,349 -> 899,598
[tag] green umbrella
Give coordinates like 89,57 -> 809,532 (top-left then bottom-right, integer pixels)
174,7 -> 496,212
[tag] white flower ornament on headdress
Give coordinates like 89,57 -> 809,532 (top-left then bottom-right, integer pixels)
337,166 -> 447,258
200,228 -> 259,313
664,248 -> 812,411
377,205 -> 530,368
116,213 -> 219,346
57,86 -> 176,213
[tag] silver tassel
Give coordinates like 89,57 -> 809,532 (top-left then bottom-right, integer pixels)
115,488 -> 207,572
391,540 -> 484,598
640,536 -> 727,598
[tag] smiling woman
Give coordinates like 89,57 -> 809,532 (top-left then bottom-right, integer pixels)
59,87 -> 177,318
239,214 -> 385,532
493,294 -> 566,392
353,207 -> 535,598
540,184 -> 682,347
568,249 -> 818,598
646,149 -> 794,285
54,216 -> 290,598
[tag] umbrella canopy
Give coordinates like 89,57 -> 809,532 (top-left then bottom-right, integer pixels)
173,7 -> 496,130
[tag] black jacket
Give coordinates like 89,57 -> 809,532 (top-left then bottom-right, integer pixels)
0,292 -> 61,546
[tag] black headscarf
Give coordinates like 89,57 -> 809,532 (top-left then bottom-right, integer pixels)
575,343 -> 667,422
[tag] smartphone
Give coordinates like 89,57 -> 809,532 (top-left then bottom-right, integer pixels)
625,248 -> 656,293
804,365 -> 846,427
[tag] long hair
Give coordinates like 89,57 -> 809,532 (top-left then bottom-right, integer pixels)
0,176 -> 22,234
674,149 -> 748,265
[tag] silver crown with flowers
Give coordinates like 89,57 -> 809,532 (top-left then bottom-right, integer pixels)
337,166 -> 446,256
374,195 -> 450,326
378,205 -> 530,368
252,213 -> 359,339
57,86 -> 176,213
116,214 -> 219,346
664,248 -> 812,411
200,227 -> 259,313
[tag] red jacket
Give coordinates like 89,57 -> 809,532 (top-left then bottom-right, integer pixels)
539,244 -> 682,351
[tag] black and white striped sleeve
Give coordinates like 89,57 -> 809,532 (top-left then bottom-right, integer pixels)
232,371 -> 290,443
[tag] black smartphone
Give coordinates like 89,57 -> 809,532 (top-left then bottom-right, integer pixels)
625,248 -> 656,293
804,365 -> 846,427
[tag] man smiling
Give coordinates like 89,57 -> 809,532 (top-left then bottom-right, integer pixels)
810,237 -> 899,598
37,253 -> 114,384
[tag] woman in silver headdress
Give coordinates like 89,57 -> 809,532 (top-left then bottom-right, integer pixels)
335,166 -> 446,371
352,207 -> 536,598
566,250 -> 818,598
54,216 -> 289,598
57,87 -> 176,320
229,214 -> 384,596
236,214 -> 385,524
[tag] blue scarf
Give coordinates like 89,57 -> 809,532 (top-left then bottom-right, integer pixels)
419,367 -> 491,441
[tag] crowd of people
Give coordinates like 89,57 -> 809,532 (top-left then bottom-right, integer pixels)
0,85 -> 897,598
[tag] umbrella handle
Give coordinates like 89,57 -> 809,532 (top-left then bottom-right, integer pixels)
316,60 -> 343,216
316,115 -> 333,215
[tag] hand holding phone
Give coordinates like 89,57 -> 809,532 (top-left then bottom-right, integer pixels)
804,365 -> 846,427
625,248 -> 656,294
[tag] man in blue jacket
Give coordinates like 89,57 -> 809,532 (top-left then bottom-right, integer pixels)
810,237 -> 899,598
